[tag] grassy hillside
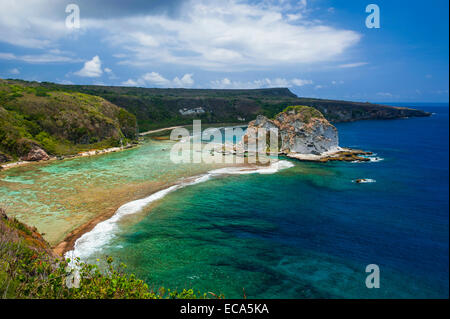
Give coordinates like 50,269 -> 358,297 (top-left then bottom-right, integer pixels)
0,78 -> 431,159
0,79 -> 137,162
0,208 -> 213,299
37,82 -> 430,132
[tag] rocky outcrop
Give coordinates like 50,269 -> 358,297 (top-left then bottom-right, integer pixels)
243,106 -> 339,155
241,106 -> 375,163
293,98 -> 431,122
20,146 -> 50,162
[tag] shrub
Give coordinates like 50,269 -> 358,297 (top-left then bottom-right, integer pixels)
0,213 -> 220,299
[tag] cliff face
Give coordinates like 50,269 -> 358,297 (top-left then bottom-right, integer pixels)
0,79 -> 138,161
294,98 -> 431,122
40,82 -> 431,131
244,106 -> 339,155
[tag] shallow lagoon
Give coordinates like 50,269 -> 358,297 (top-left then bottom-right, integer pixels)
1,105 -> 448,298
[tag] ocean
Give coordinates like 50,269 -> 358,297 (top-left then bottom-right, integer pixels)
80,104 -> 449,298
1,104 -> 448,298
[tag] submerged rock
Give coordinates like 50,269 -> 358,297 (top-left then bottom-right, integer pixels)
20,146 -> 50,162
355,178 -> 376,184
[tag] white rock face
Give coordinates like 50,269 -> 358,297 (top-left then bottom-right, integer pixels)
179,107 -> 206,116
243,106 -> 339,155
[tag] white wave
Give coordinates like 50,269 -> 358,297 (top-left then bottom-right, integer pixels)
352,153 -> 384,163
209,160 -> 294,176
65,160 -> 294,262
353,178 -> 376,183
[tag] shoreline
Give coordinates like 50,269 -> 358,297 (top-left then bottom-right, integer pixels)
55,160 -> 294,258
52,181 -> 180,256
139,126 -> 185,136
0,144 -> 139,172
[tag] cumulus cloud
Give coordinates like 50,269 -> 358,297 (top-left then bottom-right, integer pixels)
87,0 -> 361,70
173,74 -> 194,87
210,77 -> 313,89
122,72 -> 195,88
0,0 -> 363,78
9,68 -> 20,75
75,56 -> 103,77
0,0 -> 73,48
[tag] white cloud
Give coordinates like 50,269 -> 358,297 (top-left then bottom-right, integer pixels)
376,92 -> 393,97
122,79 -> 139,87
0,53 -> 16,60
141,72 -> 171,86
89,0 -> 361,70
75,56 -> 103,77
338,62 -> 368,68
122,72 -> 195,88
173,74 -> 194,87
0,0 -> 72,49
291,78 -> 314,87
0,0 -> 362,72
56,79 -> 74,85
9,68 -> 20,75
0,52 -> 80,63
103,67 -> 119,80
210,77 -> 313,89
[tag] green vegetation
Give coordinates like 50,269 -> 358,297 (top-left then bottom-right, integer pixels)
0,208 -> 218,299
0,79 -> 137,162
278,105 -> 325,123
56,85 -> 301,131
38,81 -> 428,132
0,78 -> 429,162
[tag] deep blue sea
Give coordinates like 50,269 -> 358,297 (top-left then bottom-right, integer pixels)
95,104 -> 449,298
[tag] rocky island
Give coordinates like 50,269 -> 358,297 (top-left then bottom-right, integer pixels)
242,105 -> 373,162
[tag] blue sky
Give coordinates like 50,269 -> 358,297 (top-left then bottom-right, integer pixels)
0,0 -> 448,102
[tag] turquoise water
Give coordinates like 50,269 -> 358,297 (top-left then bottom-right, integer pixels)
86,105 -> 448,299
0,138 -> 238,244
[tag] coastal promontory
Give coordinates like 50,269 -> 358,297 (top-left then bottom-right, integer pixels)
243,105 -> 372,162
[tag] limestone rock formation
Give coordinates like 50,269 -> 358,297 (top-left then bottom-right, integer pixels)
243,106 -> 339,155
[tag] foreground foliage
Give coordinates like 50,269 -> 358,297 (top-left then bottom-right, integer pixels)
0,209 -> 217,299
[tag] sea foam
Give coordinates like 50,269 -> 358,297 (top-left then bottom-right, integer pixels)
65,160 -> 294,261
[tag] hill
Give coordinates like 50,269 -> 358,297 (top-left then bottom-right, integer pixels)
0,78 -> 431,162
0,79 -> 138,163
38,82 -> 431,132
